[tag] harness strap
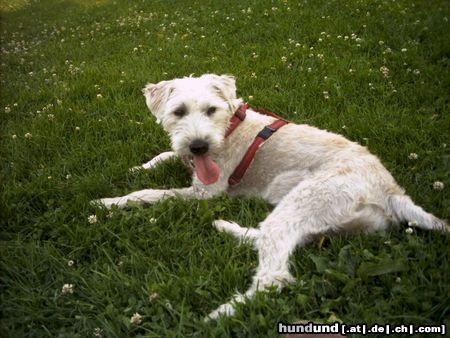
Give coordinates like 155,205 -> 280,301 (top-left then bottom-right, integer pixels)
224,104 -> 248,138
228,118 -> 288,186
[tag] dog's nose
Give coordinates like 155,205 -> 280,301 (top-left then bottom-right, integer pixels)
189,139 -> 209,155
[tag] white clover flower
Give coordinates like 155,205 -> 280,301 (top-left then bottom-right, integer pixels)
149,218 -> 157,224
248,95 -> 254,100
380,66 -> 389,78
12,134 -> 17,139
130,312 -> 143,324
405,227 -> 414,234
93,327 -> 103,337
88,215 -> 98,224
68,260 -> 75,267
149,292 -> 160,301
66,174 -> 72,179
24,132 -> 33,139
75,126 -> 80,131
281,56 -> 287,62
322,91 -> 330,99
106,211 -> 114,219
433,181 -> 444,190
408,153 -> 418,160
401,48 -> 407,52
48,114 -> 55,120
5,106 -> 11,113
96,93 -> 103,99
396,277 -> 402,283
413,69 -> 420,75
62,283 -> 74,294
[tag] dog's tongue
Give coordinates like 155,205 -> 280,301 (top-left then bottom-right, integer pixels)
193,155 -> 220,185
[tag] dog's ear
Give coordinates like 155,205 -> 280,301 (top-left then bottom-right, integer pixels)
142,81 -> 173,123
202,74 -> 237,100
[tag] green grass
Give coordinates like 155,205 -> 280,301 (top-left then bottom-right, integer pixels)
1,0 -> 449,336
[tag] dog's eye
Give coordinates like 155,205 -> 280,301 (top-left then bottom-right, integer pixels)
206,107 -> 216,116
174,108 -> 186,117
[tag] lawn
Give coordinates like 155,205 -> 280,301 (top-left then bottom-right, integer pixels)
0,0 -> 449,337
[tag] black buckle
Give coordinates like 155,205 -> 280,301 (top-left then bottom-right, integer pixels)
257,126 -> 276,140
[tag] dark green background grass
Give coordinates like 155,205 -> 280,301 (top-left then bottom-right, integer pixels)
1,0 -> 449,336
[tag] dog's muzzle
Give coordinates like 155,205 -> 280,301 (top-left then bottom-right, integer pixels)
189,139 -> 209,155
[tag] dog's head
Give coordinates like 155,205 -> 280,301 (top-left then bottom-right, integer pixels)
143,74 -> 242,185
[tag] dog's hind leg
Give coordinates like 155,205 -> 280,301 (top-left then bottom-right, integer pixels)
130,151 -> 177,172
213,219 -> 260,244
207,176 -> 358,320
207,209 -> 303,320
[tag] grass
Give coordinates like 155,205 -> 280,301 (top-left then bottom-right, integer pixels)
0,0 -> 449,336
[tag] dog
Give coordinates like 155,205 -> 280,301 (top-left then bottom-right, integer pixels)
93,74 -> 447,320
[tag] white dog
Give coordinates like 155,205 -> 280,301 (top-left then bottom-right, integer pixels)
94,74 -> 447,320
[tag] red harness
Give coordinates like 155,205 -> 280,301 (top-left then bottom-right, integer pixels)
225,104 -> 289,186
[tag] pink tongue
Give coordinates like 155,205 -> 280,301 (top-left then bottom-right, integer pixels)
193,155 -> 220,185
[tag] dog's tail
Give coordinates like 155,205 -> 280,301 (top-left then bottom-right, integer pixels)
387,194 -> 448,231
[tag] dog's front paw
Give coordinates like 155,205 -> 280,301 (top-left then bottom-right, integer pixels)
205,302 -> 236,322
91,197 -> 126,209
212,219 -> 231,232
129,165 -> 144,173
